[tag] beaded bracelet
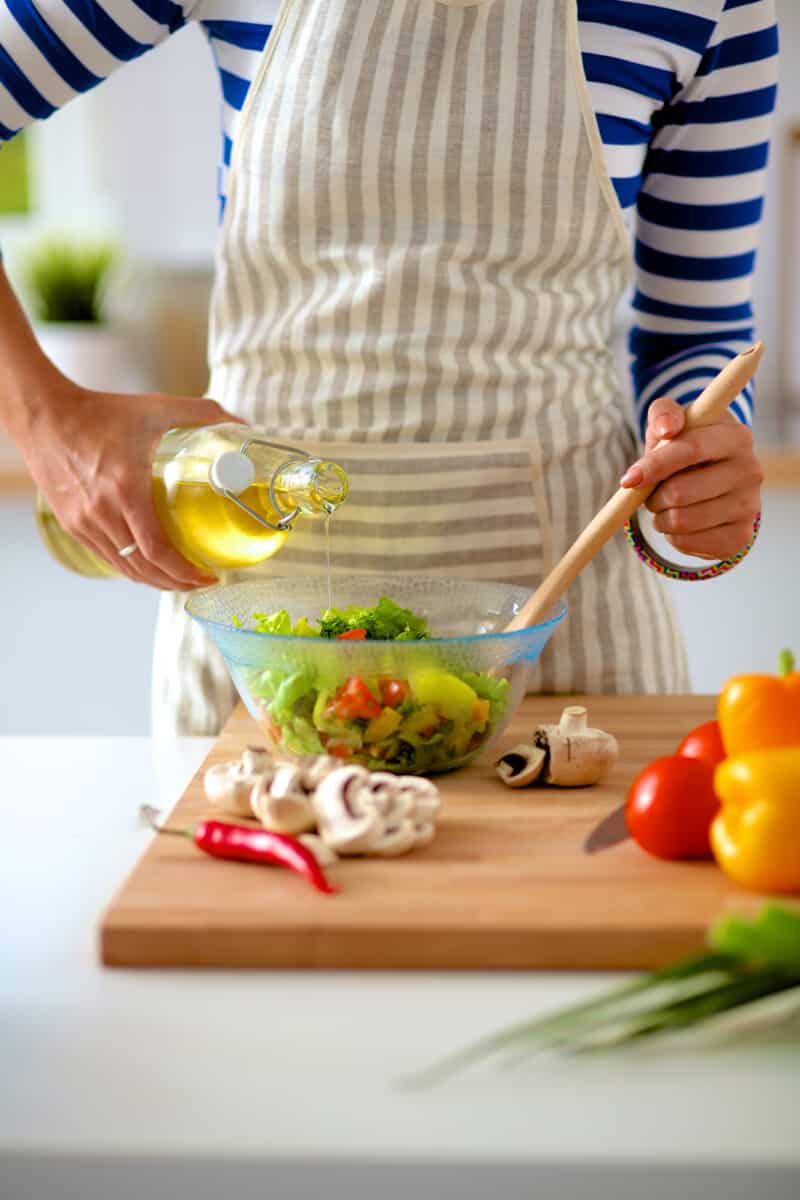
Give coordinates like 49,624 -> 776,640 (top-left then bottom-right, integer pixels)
623,510 -> 761,582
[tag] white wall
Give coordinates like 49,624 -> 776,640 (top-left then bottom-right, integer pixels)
750,0 -> 800,437
0,23 -> 219,283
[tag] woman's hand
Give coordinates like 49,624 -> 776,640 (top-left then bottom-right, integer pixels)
20,379 -> 240,590
620,396 -> 763,561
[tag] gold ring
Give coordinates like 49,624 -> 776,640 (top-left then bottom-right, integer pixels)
118,543 -> 138,558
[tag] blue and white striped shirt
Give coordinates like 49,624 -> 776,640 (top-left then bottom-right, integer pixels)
0,0 -> 779,432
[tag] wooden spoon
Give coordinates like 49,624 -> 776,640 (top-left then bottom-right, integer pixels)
505,341 -> 764,633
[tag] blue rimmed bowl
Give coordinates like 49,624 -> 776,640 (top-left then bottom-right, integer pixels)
187,574 -> 566,775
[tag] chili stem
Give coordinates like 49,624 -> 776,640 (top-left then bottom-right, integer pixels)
139,804 -> 194,839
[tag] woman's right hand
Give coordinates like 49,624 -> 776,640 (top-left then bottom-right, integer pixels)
20,378 -> 241,591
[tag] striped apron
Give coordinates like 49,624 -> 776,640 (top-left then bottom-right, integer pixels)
153,0 -> 689,737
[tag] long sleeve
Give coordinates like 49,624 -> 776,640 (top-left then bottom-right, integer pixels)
0,0 -> 195,142
580,0 -> 779,435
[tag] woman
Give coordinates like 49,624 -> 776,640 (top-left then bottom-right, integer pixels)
0,0 -> 776,734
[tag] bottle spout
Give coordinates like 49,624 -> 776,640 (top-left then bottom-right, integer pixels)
208,436 -> 349,532
311,461 -> 349,514
272,456 -> 349,518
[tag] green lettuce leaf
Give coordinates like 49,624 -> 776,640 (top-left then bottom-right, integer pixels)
251,609 -> 293,636
318,596 -> 430,641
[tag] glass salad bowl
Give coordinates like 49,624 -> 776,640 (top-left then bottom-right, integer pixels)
186,574 -> 566,776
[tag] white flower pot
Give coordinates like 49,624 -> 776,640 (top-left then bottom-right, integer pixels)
33,322 -> 153,394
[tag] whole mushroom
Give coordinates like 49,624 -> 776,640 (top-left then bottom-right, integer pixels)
496,706 -> 618,788
246,752 -> 344,834
250,762 -> 317,835
204,745 -> 276,817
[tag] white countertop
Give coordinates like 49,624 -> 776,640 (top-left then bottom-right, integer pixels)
2,738 -> 798,1200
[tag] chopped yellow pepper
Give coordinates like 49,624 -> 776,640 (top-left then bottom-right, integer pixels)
364,706 -> 403,744
402,704 -> 440,736
712,749 -> 800,894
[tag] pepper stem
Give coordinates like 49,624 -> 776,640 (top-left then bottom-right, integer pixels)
778,649 -> 795,678
139,804 -> 194,839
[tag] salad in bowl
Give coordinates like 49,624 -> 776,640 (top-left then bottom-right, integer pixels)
187,575 -> 565,775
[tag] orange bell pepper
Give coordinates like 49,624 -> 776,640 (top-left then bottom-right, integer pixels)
711,748 -> 800,894
718,650 -> 800,756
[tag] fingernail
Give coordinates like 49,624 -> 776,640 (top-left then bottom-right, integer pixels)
620,466 -> 644,488
655,421 -> 672,439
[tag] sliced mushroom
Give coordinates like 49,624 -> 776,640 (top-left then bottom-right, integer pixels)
250,763 -> 317,834
298,754 -> 342,790
297,833 -> 339,867
495,744 -> 547,788
312,767 -> 441,857
242,745 -> 272,775
381,775 -> 440,850
311,765 -> 380,855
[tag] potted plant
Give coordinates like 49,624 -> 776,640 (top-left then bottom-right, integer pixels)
21,235 -> 151,393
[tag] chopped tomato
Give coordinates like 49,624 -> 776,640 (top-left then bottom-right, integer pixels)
337,628 -> 367,640
326,741 -> 353,758
258,703 -> 282,744
379,678 -> 410,708
331,676 -> 382,720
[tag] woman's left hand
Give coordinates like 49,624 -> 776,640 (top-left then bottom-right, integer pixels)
620,396 -> 763,561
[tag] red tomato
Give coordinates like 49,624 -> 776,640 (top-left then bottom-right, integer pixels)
331,676 -> 382,721
326,742 -> 353,758
337,628 -> 367,640
625,756 -> 720,861
379,678 -> 410,708
676,720 -> 726,769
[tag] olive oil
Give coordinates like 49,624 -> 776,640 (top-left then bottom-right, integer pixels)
35,495 -> 118,578
324,511 -> 334,611
36,423 -> 348,579
151,476 -> 288,572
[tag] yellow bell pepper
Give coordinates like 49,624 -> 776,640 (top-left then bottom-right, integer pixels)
718,650 -> 800,756
712,748 -> 800,894
364,706 -> 403,744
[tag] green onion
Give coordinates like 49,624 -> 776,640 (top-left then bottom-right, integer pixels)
410,905 -> 800,1087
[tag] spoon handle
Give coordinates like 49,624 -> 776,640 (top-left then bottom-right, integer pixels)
505,341 -> 764,634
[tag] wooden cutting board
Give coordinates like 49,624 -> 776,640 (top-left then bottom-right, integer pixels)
101,695 -> 771,971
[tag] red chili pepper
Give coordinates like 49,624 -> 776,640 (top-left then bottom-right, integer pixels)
337,628 -> 367,640
141,806 -> 336,894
